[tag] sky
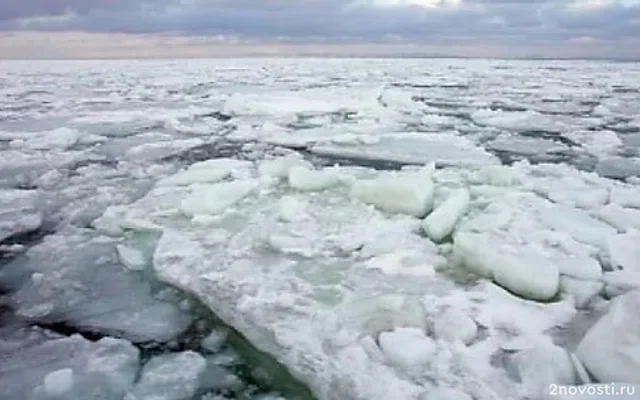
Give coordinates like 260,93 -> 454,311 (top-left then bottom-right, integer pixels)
0,0 -> 639,59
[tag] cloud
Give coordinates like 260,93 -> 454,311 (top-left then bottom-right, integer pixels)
0,0 -> 639,58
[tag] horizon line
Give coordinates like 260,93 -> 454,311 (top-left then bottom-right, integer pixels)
1,54 -> 639,62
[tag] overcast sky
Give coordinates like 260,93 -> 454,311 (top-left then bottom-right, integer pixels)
0,0 -> 639,58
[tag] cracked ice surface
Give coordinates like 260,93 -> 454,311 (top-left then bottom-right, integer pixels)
99,154 -> 640,400
6,228 -> 192,343
0,325 -> 140,400
0,189 -> 43,243
3,58 -> 640,400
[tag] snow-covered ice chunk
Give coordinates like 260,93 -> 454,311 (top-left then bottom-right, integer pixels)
556,256 -> 602,281
471,109 -> 563,132
127,351 -> 206,400
607,231 -> 640,273
570,353 -> 591,384
116,244 -> 147,271
125,138 -> 204,161
538,204 -> 617,249
266,234 -> 318,257
492,251 -> 560,302
559,277 -> 603,308
469,164 -> 522,187
351,166 -> 435,218
310,133 -> 499,167
597,204 -> 640,232
153,226 -> 428,399
222,88 -> 371,117
576,290 -> 640,384
512,340 -> 576,399
9,231 -> 191,343
564,129 -> 623,154
4,127 -> 80,151
363,250 -> 442,277
474,282 -> 576,344
258,154 -> 311,180
433,307 -> 477,345
596,157 -> 640,180
378,327 -> 435,369
453,232 -> 560,301
421,188 -> 470,242
451,232 -> 496,278
198,358 -> 244,395
603,270 -> 640,298
277,196 -> 308,222
288,166 -> 340,192
338,295 -> 430,338
487,135 -> 569,158
93,204 -> 167,237
43,368 -> 75,397
180,179 -> 259,216
0,327 -> 139,400
158,158 -> 252,187
201,328 -> 230,353
0,189 -> 43,243
610,186 -> 640,209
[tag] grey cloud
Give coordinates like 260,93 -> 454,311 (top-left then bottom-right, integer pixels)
0,0 -> 144,21
1,0 -> 639,46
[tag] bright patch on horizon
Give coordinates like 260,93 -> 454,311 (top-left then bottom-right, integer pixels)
568,0 -> 640,10
349,0 -> 462,9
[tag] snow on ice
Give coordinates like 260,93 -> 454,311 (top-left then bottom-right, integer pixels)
0,326 -> 140,400
104,153 -> 640,400
2,58 -> 640,400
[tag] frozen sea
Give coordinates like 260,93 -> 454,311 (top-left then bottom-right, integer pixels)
1,58 -> 640,400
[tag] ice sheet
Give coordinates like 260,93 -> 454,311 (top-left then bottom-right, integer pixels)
95,155 -> 640,400
6,229 -> 192,343
127,351 -> 206,400
3,58 -> 640,400
576,290 -> 640,384
0,127 -> 80,151
0,325 -> 140,400
0,189 -> 43,243
310,133 -> 499,167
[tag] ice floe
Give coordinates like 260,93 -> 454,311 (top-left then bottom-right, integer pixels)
576,290 -> 640,384
0,189 -> 43,243
5,229 -> 192,343
3,58 -> 640,400
0,326 -> 140,400
96,152 -> 640,400
126,351 -> 207,400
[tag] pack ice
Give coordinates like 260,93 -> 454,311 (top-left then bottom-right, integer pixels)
0,189 -> 43,243
98,154 -> 640,400
3,228 -> 192,343
0,325 -> 140,400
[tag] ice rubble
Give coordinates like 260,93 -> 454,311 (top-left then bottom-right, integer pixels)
576,290 -> 640,384
309,133 -> 499,168
4,229 -> 191,343
95,154 -> 640,400
422,188 -> 470,242
0,324 -> 256,400
126,351 -> 207,400
0,127 -> 80,151
5,58 -> 639,400
0,189 -> 43,243
0,325 -> 140,400
350,165 -> 435,218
